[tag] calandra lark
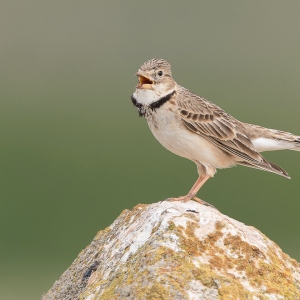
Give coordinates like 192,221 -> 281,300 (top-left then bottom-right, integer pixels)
131,58 -> 300,203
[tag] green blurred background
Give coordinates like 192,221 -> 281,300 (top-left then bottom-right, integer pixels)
1,1 -> 299,299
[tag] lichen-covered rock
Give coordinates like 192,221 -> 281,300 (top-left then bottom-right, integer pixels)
43,201 -> 300,300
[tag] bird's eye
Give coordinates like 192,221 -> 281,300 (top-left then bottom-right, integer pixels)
158,71 -> 163,76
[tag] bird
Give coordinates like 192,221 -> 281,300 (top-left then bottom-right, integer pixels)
131,58 -> 300,203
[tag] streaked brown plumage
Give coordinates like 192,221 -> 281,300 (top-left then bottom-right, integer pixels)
131,58 -> 300,202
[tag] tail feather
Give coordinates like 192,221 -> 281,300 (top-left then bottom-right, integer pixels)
249,124 -> 300,152
291,137 -> 300,151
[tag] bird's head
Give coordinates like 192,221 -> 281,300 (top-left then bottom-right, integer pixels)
135,58 -> 176,95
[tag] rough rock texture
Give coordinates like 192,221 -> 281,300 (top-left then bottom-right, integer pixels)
43,201 -> 300,300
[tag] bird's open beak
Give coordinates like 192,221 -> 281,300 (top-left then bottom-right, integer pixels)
136,73 -> 153,89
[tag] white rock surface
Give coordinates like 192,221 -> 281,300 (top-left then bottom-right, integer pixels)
43,201 -> 300,300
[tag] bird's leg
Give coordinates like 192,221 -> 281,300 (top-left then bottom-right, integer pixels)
168,175 -> 211,203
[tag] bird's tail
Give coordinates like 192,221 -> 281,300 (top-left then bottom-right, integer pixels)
291,136 -> 300,151
248,124 -> 300,152
279,134 -> 300,151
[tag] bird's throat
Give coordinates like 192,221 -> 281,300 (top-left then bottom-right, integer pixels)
131,90 -> 176,117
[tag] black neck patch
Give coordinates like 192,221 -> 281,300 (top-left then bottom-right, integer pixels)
149,90 -> 176,111
131,90 -> 176,117
131,95 -> 145,117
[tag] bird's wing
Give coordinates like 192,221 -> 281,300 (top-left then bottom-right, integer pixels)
176,87 -> 289,178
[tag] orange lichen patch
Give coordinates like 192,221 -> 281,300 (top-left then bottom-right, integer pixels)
179,219 -> 225,257
145,282 -> 171,299
180,222 -> 205,256
215,220 -> 226,231
182,212 -> 199,222
218,282 -> 253,300
131,203 -> 148,211
192,267 -> 216,288
168,221 -> 176,231
209,254 -> 226,270
207,229 -> 224,243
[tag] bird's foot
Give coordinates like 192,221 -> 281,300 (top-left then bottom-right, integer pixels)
167,195 -> 192,203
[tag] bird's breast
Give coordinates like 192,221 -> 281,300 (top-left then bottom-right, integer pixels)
145,104 -> 234,169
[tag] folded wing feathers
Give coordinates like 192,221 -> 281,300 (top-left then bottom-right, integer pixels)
182,119 -> 289,178
214,119 -> 236,139
177,88 -> 297,178
238,161 -> 290,179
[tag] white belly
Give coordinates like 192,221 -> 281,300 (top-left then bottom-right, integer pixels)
146,104 -> 233,169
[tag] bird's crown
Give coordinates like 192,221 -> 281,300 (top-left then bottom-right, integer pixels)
139,58 -> 172,75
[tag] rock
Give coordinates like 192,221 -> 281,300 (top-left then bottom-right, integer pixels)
42,201 -> 300,300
